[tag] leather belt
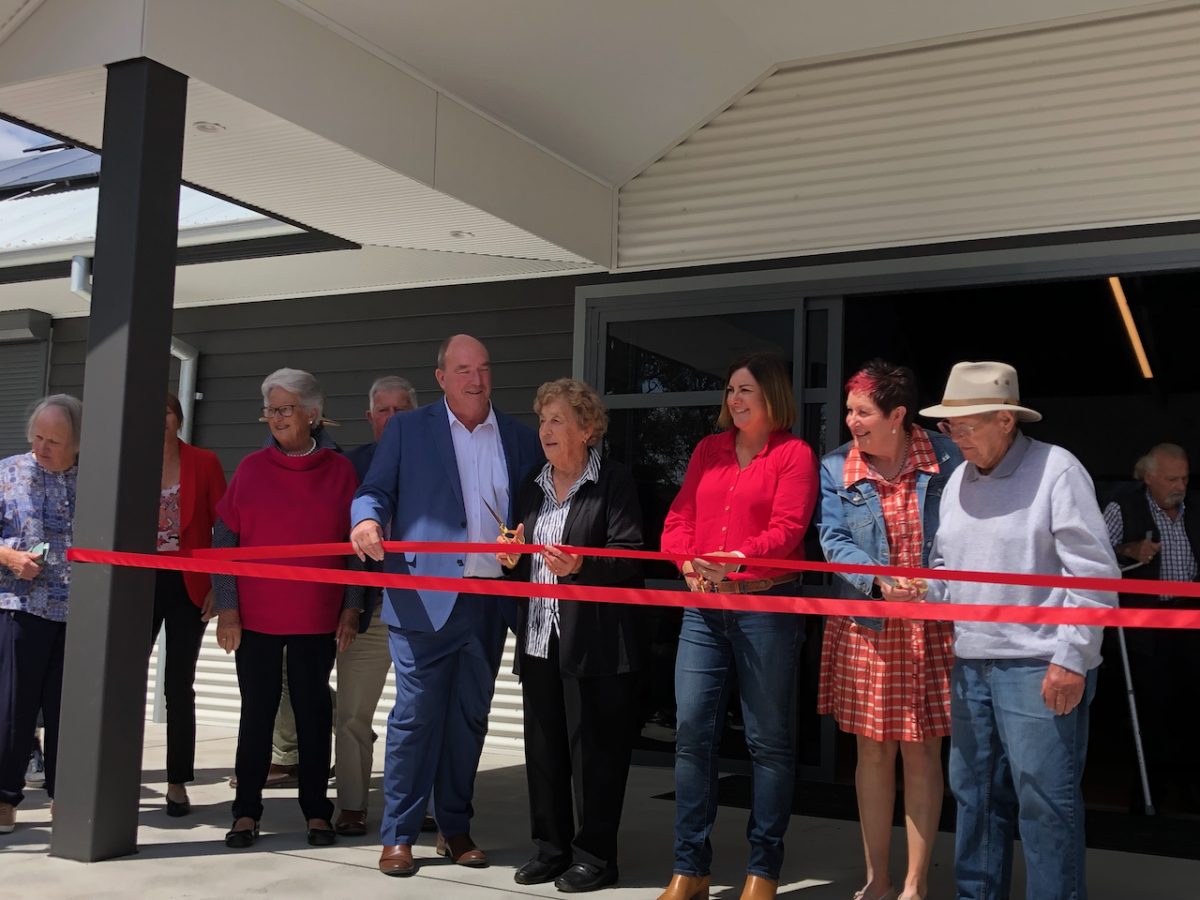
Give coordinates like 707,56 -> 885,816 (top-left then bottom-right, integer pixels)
701,574 -> 798,595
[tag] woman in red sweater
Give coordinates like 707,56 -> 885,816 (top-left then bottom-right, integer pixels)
657,352 -> 819,900
152,392 -> 226,817
212,368 -> 361,849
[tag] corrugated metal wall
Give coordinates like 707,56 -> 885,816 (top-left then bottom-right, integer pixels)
53,278 -> 578,753
618,4 -> 1200,269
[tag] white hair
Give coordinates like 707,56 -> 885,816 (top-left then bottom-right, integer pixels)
368,375 -> 417,409
261,367 -> 324,417
26,394 -> 83,450
1135,443 -> 1188,479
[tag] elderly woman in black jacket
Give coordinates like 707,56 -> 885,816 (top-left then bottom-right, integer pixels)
498,377 -> 643,894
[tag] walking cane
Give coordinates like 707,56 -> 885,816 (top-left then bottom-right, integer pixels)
1119,539 -> 1156,815
1115,624 -> 1155,815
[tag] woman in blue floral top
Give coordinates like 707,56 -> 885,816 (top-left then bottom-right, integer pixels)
0,394 -> 81,835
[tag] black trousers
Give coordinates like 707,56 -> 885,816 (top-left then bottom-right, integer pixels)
150,570 -> 209,784
520,635 -> 638,868
0,610 -> 65,805
232,628 -> 336,823
1125,624 -> 1200,805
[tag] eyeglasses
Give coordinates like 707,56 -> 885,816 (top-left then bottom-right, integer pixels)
937,420 -> 985,439
261,405 -> 297,419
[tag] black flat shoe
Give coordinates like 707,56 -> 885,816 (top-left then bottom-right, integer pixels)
307,827 -> 337,847
514,857 -> 571,885
224,821 -> 259,849
165,797 -> 190,818
554,861 -> 618,893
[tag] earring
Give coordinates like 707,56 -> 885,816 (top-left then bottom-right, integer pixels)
891,427 -> 897,434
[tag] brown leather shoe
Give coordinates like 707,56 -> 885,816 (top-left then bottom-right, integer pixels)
436,832 -> 488,867
379,844 -> 415,877
334,809 -> 367,836
0,801 -> 15,834
739,875 -> 778,900
658,873 -> 711,900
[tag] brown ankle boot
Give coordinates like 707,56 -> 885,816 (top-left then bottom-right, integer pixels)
657,873 -> 711,900
739,874 -> 778,900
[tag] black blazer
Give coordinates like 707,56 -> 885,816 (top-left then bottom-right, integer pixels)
510,457 -> 644,678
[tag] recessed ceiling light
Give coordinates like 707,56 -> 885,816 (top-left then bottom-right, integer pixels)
449,230 -> 475,239
193,121 -> 226,134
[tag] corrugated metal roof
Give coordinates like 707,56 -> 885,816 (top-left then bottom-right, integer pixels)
0,145 -> 98,195
0,185 -> 301,258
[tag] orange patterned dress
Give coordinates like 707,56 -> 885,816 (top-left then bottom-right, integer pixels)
816,426 -> 954,742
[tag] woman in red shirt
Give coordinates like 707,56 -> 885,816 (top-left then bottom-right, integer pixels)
152,392 -> 226,817
658,352 -> 819,900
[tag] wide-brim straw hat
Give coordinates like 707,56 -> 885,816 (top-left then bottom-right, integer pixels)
919,361 -> 1042,422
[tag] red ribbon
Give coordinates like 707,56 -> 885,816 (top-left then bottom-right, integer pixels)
65,542 -> 1200,630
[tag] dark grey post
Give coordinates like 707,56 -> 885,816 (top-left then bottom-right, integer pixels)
51,58 -> 187,862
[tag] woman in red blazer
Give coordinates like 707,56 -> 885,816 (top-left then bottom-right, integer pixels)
153,393 -> 227,817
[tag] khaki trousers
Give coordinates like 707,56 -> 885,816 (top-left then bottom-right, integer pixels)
334,606 -> 393,812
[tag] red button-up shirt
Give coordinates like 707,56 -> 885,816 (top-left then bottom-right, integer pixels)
661,429 -> 819,581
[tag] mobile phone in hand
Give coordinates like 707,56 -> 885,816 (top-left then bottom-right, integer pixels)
29,541 -> 49,565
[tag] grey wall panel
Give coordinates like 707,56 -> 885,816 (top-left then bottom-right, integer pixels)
0,341 -> 49,458
49,279 -> 578,475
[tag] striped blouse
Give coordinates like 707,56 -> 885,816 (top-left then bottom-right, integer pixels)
526,448 -> 601,659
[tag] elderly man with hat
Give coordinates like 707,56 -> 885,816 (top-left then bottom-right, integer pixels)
918,362 -> 1118,900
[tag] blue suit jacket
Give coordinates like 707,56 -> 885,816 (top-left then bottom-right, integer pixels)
351,402 -> 543,632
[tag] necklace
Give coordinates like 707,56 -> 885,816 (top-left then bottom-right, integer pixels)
873,433 -> 911,482
284,438 -> 318,457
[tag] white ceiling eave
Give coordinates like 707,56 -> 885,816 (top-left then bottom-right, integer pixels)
618,2 -> 1200,269
0,0 -> 613,269
0,244 -> 601,319
139,0 -> 613,266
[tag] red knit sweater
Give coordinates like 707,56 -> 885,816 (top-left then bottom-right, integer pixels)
216,447 -> 358,634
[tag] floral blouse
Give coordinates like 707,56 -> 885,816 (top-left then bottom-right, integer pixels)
0,452 -> 78,622
158,483 -> 181,552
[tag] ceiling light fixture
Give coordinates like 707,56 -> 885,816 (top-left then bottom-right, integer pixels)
193,121 -> 226,134
448,230 -> 475,239
1108,275 -> 1153,379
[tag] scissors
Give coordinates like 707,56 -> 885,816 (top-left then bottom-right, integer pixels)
481,495 -> 518,540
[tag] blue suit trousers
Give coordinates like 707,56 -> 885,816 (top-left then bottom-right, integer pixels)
380,592 -> 505,845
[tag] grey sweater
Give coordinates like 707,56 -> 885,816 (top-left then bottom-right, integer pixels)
927,434 -> 1118,674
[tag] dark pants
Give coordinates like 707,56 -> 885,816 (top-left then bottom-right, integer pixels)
1125,625 -> 1200,807
0,610 -> 65,805
150,570 -> 209,785
521,635 -> 638,869
232,629 -> 336,823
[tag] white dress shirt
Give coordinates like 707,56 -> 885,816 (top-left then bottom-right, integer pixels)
446,398 -> 509,577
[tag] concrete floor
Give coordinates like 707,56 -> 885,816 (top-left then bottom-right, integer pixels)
1,723 -> 1197,899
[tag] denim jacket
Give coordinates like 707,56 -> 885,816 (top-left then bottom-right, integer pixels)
816,430 -> 962,631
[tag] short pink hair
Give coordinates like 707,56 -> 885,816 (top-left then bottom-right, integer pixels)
845,371 -> 878,397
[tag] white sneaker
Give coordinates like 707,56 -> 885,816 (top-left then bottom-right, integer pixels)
25,744 -> 45,788
0,802 -> 14,834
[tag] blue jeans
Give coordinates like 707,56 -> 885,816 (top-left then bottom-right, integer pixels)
672,607 -> 801,880
949,659 -> 1096,900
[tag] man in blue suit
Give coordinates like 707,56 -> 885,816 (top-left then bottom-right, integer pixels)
350,334 -> 542,877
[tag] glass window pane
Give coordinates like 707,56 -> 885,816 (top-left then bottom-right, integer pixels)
605,310 -> 794,395
606,405 -> 720,578
805,308 -> 829,389
802,402 -> 830,458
